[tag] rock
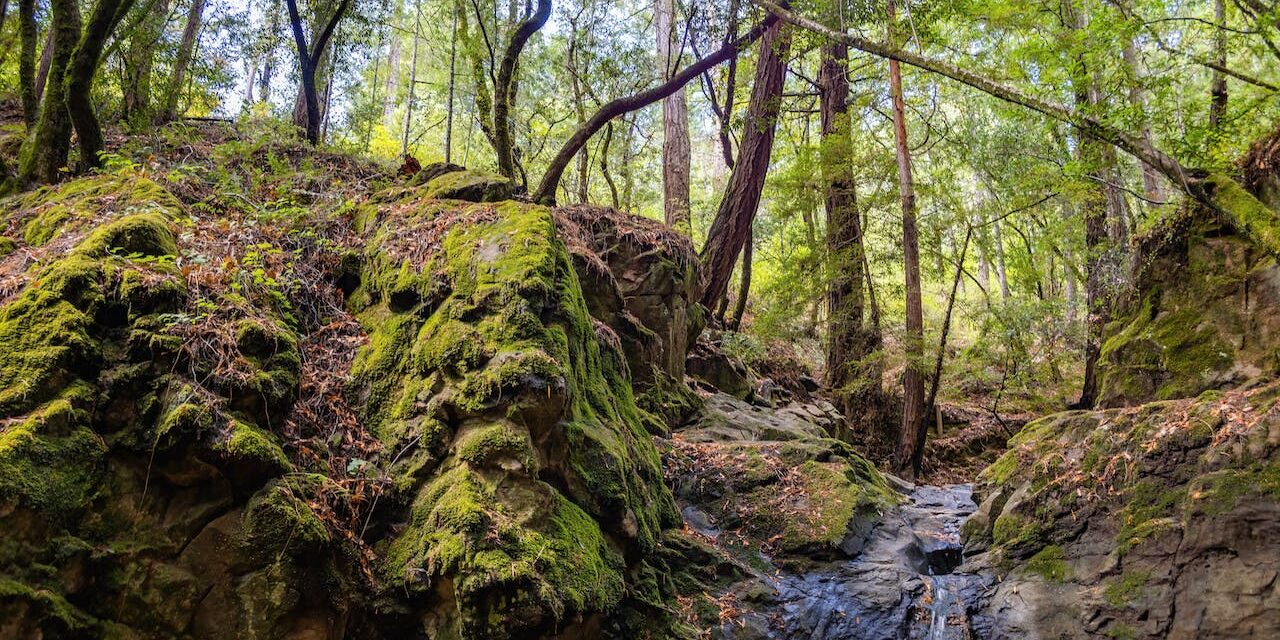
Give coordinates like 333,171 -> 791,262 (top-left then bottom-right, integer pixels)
686,337 -> 754,399
422,168 -> 514,202
965,384 -> 1280,638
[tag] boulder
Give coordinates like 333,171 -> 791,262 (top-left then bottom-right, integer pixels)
964,384 -> 1280,638
422,168 -> 514,202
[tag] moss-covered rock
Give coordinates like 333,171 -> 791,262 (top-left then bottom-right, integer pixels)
422,168 -> 515,202
348,188 -> 679,637
968,383 -> 1280,638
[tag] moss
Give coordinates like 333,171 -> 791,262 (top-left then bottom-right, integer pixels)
1190,461 -> 1280,515
1204,172 -> 1280,255
77,212 -> 178,258
1105,622 -> 1139,640
0,385 -> 105,514
775,459 -> 892,552
424,169 -> 514,203
456,423 -> 537,470
1116,480 -> 1184,553
242,475 -> 332,560
992,513 -> 1044,551
1024,545 -> 1071,582
10,174 -> 182,247
218,417 -> 291,470
980,449 -> 1020,486
0,236 -> 15,257
0,577 -> 97,633
1103,571 -> 1150,607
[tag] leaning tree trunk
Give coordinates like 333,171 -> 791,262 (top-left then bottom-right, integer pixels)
887,0 -> 927,478
18,0 -> 37,126
17,0 -> 79,185
656,0 -> 691,234
67,0 -> 137,172
492,0 -> 551,180
698,16 -> 791,309
159,0 -> 207,123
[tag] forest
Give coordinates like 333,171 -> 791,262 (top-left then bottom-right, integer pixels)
0,0 -> 1278,637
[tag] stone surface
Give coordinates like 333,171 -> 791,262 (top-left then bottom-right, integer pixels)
963,384 -> 1280,638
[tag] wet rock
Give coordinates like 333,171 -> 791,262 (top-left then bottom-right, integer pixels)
687,336 -> 754,399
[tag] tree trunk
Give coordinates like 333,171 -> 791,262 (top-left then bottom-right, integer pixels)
285,0 -> 350,145
17,0 -> 79,185
888,0 -> 927,478
1210,0 -> 1228,127
821,38 -> 883,436
259,3 -> 280,103
1121,33 -> 1165,205
159,0 -> 207,123
600,121 -> 620,208
18,0 -> 37,126
492,0 -> 551,180
383,0 -> 403,126
34,24 -> 54,103
1065,0 -> 1126,409
401,0 -> 421,156
121,0 -> 168,126
698,16 -> 790,309
656,0 -> 691,234
67,0 -> 136,172
444,0 -> 459,162
993,216 -> 1010,299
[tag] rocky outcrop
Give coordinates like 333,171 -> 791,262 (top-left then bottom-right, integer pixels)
1096,207 -> 1280,407
0,137 -> 695,638
963,383 -> 1280,639
555,205 -> 704,426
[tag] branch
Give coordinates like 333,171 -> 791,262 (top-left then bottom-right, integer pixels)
533,14 -> 776,204
749,0 -> 1196,197
310,0 -> 351,67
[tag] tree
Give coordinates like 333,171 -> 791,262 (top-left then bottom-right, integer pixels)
66,0 -> 138,171
820,36 -> 883,438
16,0 -> 80,185
533,14 -> 776,205
699,15 -> 791,310
121,0 -> 170,126
17,0 -> 36,126
285,0 -> 352,145
492,0 -> 552,180
885,0 -> 927,478
656,0 -> 691,234
158,0 -> 208,123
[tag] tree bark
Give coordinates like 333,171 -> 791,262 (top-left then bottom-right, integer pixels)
1210,0 -> 1228,127
887,0 -> 927,478
729,228 -> 752,329
445,0 -> 459,162
67,0 -> 136,172
285,0 -> 350,145
259,3 -> 280,103
533,15 -> 775,205
656,0 -> 691,234
698,14 -> 791,310
17,0 -> 37,126
159,0 -> 207,123
121,0 -> 168,126
17,0 -> 79,185
822,38 -> 883,434
384,0 -> 403,126
492,0 -> 551,180
402,0 -> 421,156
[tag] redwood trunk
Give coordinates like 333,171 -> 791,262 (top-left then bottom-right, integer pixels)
698,16 -> 791,309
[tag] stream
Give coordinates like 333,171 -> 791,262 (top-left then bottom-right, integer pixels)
722,483 -> 994,639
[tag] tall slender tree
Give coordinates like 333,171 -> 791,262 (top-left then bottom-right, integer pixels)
159,0 -> 208,122
17,0 -> 37,126
656,0 -> 691,234
886,0 -> 927,477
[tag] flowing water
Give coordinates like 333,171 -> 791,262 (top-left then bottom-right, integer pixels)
722,483 -> 993,639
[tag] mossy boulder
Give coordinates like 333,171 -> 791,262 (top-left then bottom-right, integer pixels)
967,384 -> 1280,638
422,168 -> 515,202
349,188 -> 679,637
